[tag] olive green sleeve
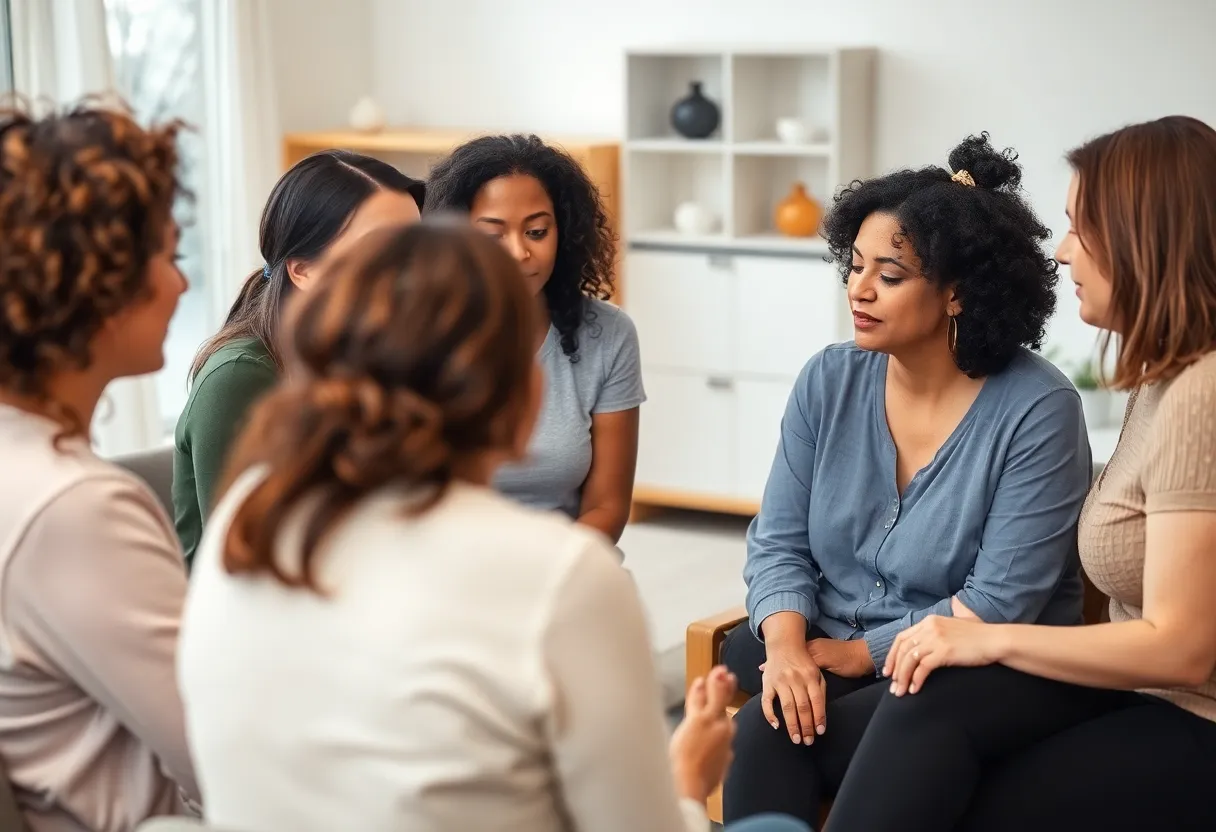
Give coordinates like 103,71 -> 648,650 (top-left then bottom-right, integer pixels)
182,357 -> 278,521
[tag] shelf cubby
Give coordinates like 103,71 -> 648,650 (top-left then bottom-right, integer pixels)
625,52 -> 727,142
624,149 -> 728,241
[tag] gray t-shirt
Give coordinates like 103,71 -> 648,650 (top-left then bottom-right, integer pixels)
494,299 -> 646,518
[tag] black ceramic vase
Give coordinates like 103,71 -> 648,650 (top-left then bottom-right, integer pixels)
670,81 -> 720,139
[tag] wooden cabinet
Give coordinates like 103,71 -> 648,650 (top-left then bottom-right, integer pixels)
627,248 -> 849,515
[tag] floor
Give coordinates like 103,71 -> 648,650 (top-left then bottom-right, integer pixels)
619,508 -> 750,708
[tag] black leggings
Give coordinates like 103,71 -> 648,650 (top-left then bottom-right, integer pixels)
827,664 -> 1216,831
719,623 -> 885,825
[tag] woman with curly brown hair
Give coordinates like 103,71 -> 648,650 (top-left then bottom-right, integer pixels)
176,221 -> 763,831
425,136 -> 644,544
0,102 -> 199,830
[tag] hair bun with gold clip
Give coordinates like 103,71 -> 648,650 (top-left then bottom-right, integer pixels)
951,169 -> 976,187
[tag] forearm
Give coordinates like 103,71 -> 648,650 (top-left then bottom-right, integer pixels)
576,504 -> 628,544
994,619 -> 1212,690
760,610 -> 809,650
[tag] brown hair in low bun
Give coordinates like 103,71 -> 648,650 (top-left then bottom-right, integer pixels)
220,220 -> 538,590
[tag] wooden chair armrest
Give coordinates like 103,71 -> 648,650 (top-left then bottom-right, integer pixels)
686,605 -> 747,695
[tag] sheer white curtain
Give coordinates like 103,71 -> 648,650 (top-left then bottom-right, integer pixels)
199,0 -> 281,316
8,0 -> 163,457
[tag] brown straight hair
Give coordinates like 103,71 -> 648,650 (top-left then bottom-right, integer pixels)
1066,116 -> 1216,389
219,221 -> 537,591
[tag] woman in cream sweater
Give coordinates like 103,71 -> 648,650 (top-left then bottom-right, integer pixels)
823,117 -> 1216,831
178,221 -> 807,832
0,102 -> 198,831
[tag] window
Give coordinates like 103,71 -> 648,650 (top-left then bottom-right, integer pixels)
0,0 -> 12,95
104,0 -> 208,431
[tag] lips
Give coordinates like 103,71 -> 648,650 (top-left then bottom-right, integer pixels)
852,311 -> 880,323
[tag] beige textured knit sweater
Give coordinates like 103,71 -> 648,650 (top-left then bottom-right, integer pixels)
1079,352 -> 1216,721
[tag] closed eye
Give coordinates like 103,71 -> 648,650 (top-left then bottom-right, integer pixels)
880,275 -> 904,286
526,228 -> 550,241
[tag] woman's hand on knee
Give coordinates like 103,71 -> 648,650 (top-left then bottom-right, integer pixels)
760,643 -> 827,745
670,665 -> 738,803
884,615 -> 1002,695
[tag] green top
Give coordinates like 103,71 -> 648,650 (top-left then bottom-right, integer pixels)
172,336 -> 278,567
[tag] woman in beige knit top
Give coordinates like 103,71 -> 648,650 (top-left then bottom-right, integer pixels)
823,116 -> 1216,832
0,103 -> 199,830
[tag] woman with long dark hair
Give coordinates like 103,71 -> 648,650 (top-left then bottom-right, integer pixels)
425,136 -> 643,544
172,150 -> 423,565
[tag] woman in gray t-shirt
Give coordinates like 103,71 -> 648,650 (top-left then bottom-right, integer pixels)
427,135 -> 645,543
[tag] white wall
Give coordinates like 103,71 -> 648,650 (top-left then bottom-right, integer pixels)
269,0 -> 375,133
369,0 -> 1216,366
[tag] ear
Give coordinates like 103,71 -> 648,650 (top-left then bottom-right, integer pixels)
286,258 -> 316,291
946,288 -> 962,318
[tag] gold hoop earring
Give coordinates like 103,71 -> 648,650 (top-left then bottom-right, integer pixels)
948,315 -> 958,355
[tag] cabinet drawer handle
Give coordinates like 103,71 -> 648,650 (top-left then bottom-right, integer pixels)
708,253 -> 734,269
706,376 -> 734,390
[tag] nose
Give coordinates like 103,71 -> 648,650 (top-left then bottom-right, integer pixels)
847,271 -> 876,304
502,233 -> 530,265
1054,238 -> 1070,266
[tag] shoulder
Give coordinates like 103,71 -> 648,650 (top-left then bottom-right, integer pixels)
37,467 -> 171,536
1153,352 -> 1216,444
580,298 -> 636,348
192,339 -> 277,392
1159,352 -> 1216,410
9,465 -> 179,586
991,349 -> 1077,399
182,340 -> 278,422
795,341 -> 881,394
981,349 -> 1082,427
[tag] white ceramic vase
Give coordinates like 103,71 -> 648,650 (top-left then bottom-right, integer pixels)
349,96 -> 386,133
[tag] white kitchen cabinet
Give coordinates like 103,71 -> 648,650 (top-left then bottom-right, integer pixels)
732,255 -> 846,378
624,249 -> 733,373
733,378 -> 797,502
627,248 -> 844,510
635,369 -> 734,496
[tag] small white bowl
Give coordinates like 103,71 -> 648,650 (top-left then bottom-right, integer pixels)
673,201 -> 718,236
775,117 -> 811,145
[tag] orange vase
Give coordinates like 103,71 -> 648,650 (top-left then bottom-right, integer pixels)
774,182 -> 823,238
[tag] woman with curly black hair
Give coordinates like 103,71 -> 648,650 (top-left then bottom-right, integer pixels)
720,134 -> 1092,826
425,135 -> 644,544
0,102 -> 199,829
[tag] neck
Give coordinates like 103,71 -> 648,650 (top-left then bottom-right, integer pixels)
452,450 -> 506,487
886,336 -> 971,401
533,295 -> 552,351
0,369 -> 109,433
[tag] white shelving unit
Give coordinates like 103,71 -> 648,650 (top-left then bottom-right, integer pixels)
622,45 -> 876,256
622,45 -> 877,516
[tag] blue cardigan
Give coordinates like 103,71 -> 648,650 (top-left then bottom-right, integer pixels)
744,343 -> 1091,670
